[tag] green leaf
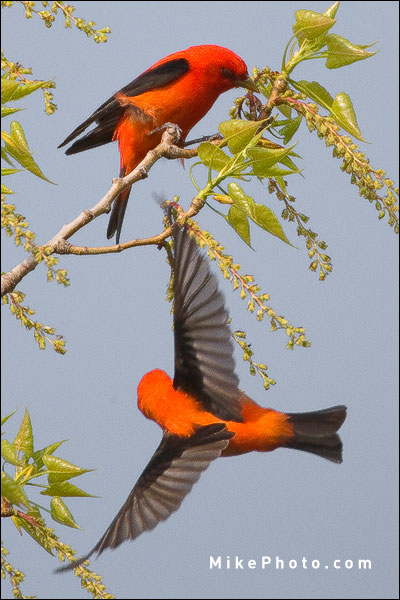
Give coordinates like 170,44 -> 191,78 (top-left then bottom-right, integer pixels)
226,205 -> 251,247
42,454 -> 94,483
1,78 -> 53,103
12,408 -> 34,459
331,92 -> 365,141
1,145 -> 14,166
326,34 -> 378,69
279,154 -> 302,173
1,106 -> 23,118
277,104 -> 292,119
1,471 -> 30,509
252,203 -> 292,245
1,440 -> 25,466
289,79 -> 366,141
1,408 -> 18,426
264,165 -> 302,177
293,9 -> 335,42
1,121 -> 55,183
12,515 -> 55,555
1,79 -> 21,104
218,119 -> 263,154
50,496 -> 80,529
228,182 -> 292,245
324,2 -> 340,19
1,167 -> 21,175
246,144 -> 299,177
41,480 -> 98,498
274,176 -> 288,195
292,79 -> 334,106
197,141 -> 231,171
278,115 -> 303,144
32,440 -> 66,470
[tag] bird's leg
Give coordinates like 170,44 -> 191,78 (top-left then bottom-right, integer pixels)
149,122 -> 182,143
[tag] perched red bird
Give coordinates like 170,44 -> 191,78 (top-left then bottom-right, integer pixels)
57,226 -> 346,572
58,44 -> 257,243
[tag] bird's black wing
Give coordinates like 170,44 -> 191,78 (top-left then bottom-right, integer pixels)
56,423 -> 232,572
58,58 -> 190,154
172,227 -> 243,423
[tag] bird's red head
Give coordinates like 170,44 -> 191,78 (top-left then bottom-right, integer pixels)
183,44 -> 255,93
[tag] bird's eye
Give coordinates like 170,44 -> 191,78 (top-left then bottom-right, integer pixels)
221,67 -> 236,80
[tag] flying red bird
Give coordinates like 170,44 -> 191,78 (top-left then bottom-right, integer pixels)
58,44 -> 258,243
57,226 -> 346,572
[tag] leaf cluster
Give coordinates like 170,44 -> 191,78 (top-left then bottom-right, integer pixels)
2,409 -> 94,534
232,330 -> 276,390
195,118 -> 298,248
2,1 -> 111,43
288,2 -> 377,75
2,290 -> 66,353
1,409 -> 115,595
1,53 -> 69,352
194,2 -> 397,285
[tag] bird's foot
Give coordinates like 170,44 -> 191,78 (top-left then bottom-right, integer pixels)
149,122 -> 182,143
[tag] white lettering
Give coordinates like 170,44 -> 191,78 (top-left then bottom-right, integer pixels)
235,557 -> 243,569
209,555 -> 372,571
262,556 -> 271,568
209,556 -> 221,569
359,559 -> 372,570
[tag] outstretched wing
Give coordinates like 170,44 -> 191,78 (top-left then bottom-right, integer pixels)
172,227 -> 243,423
56,423 -> 232,572
58,58 -> 190,154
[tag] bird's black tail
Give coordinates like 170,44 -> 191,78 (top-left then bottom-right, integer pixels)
284,405 -> 347,463
106,167 -> 130,244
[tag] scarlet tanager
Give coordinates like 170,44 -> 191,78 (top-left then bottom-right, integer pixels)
57,226 -> 346,572
58,45 -> 258,243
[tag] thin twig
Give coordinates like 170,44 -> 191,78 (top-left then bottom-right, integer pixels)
1,126 -> 214,296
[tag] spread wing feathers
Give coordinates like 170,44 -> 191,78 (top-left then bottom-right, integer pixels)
172,227 -> 243,423
58,58 -> 190,154
56,423 -> 233,572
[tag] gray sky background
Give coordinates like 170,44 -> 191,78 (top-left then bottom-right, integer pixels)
1,2 -> 398,599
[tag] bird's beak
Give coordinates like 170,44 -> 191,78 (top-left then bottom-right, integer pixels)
237,76 -> 258,92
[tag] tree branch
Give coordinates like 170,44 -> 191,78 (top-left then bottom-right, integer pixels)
257,73 -> 288,120
1,126 -> 209,296
54,193 -> 204,256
